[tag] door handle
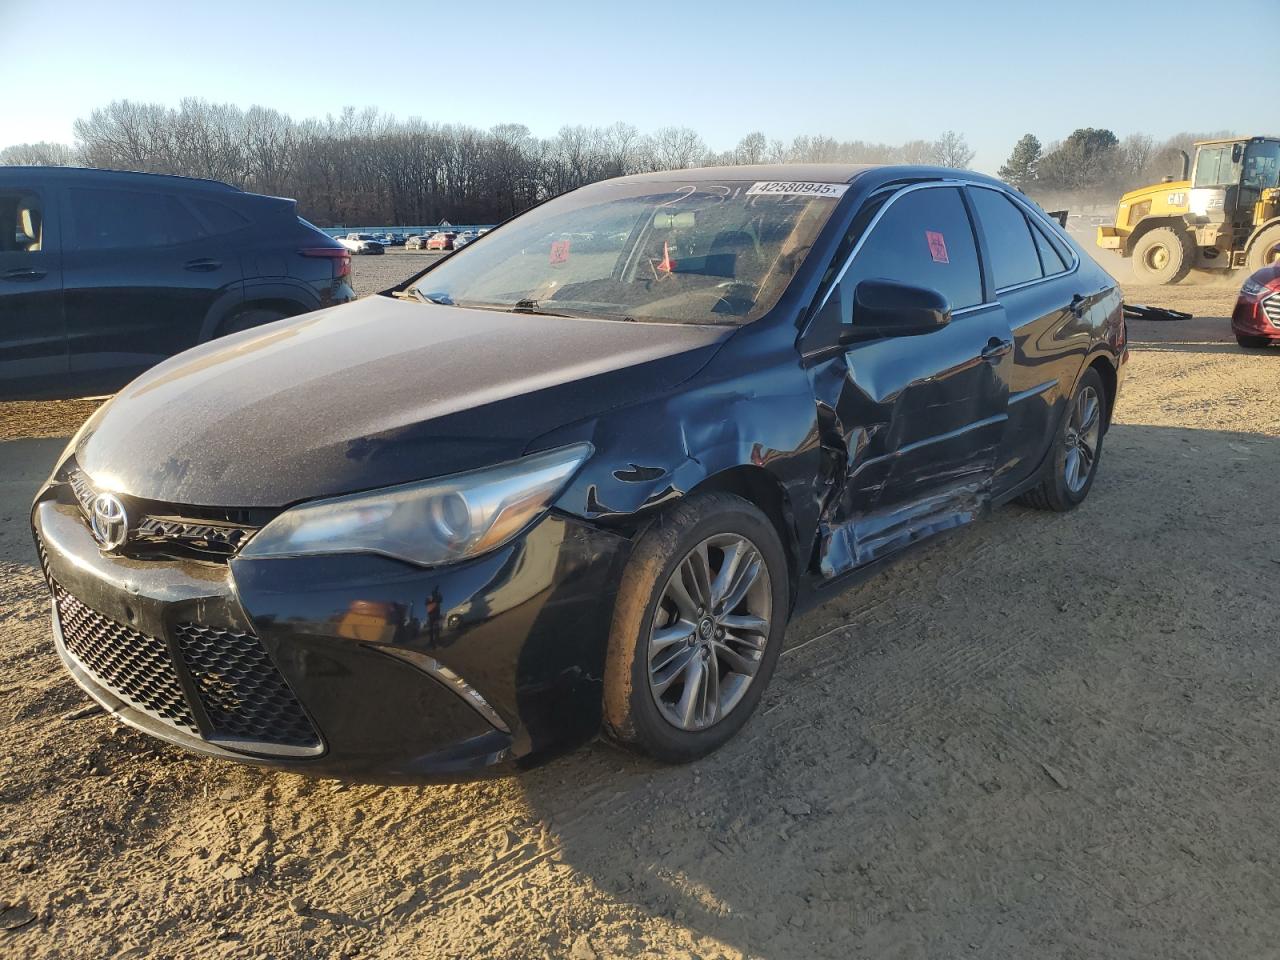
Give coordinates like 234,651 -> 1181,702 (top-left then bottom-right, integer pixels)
981,337 -> 1012,362
2,267 -> 46,282
1070,294 -> 1088,318
183,258 -> 222,272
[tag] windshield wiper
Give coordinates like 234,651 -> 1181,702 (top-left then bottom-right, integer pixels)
408,288 -> 454,305
509,298 -> 572,317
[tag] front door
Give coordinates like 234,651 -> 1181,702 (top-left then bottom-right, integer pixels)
0,185 -> 66,399
803,185 -> 1011,579
60,183 -> 238,393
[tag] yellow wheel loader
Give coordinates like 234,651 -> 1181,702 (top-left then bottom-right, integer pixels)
1097,136 -> 1280,283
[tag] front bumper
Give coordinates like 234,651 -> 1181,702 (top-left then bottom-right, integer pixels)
33,492 -> 630,781
1232,295 -> 1280,339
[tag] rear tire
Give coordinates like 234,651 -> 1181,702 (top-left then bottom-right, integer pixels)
1132,226 -> 1194,284
603,492 -> 788,763
1246,225 -> 1280,272
1237,334 -> 1271,349
1017,367 -> 1107,512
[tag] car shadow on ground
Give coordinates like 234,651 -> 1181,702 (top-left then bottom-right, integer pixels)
504,420 -> 1280,958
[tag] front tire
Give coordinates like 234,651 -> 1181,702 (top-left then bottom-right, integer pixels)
1132,226 -> 1194,284
1017,367 -> 1107,512
603,492 -> 788,763
1237,334 -> 1271,349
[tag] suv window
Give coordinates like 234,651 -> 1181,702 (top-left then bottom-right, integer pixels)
0,192 -> 44,254
836,186 -> 984,313
969,188 -> 1042,289
69,187 -> 207,250
188,197 -> 251,235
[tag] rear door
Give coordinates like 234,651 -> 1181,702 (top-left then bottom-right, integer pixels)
966,186 -> 1091,491
60,183 -> 243,393
802,184 -> 1012,577
0,184 -> 66,398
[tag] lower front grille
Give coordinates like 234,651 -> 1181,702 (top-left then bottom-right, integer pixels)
54,584 -> 199,734
175,623 -> 319,747
51,578 -> 320,752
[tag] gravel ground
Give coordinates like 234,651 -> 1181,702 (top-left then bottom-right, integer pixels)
2,251 -> 1278,959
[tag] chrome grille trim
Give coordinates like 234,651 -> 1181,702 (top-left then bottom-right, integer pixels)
66,469 -> 259,560
1262,293 -> 1280,328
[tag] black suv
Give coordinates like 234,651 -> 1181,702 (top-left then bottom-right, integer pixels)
1,167 -> 355,399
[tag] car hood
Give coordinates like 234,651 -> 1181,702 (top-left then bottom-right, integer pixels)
74,296 -> 731,507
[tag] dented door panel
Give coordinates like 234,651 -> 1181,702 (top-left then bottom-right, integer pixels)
806,308 -> 1011,579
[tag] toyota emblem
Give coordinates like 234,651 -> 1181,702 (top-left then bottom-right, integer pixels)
90,493 -> 129,551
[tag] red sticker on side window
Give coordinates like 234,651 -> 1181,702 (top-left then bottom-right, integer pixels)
926,230 -> 949,264
549,239 -> 571,264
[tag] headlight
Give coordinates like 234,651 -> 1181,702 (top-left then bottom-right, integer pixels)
240,443 -> 591,567
1241,279 -> 1266,298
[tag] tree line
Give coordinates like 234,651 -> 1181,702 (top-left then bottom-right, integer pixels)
1,98 -> 977,226
998,127 -> 1238,203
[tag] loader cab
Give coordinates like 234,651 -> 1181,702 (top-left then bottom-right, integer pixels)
1190,138 -> 1280,226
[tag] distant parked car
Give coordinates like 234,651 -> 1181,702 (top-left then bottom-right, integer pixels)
453,232 -> 477,248
426,232 -> 457,251
1232,263 -> 1280,348
405,234 -> 434,251
0,166 -> 355,399
338,233 -> 385,255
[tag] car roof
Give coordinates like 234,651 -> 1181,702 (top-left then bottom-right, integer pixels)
0,165 -> 243,194
610,163 -> 1007,190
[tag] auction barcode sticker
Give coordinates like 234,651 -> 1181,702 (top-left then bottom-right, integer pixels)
746,181 -> 849,198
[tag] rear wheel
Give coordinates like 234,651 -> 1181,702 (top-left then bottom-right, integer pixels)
1237,334 -> 1272,349
1017,367 -> 1106,512
1132,226 -> 1194,284
1246,225 -> 1280,272
603,492 -> 788,763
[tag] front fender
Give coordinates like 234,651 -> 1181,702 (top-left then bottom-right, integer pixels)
531,343 -> 825,558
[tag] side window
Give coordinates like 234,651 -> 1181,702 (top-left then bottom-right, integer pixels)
1029,218 -> 1068,274
188,197 -> 252,235
969,188 -> 1043,289
0,191 -> 45,254
838,187 -> 984,312
69,187 -> 207,250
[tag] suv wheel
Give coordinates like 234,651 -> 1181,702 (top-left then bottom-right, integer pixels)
603,492 -> 788,763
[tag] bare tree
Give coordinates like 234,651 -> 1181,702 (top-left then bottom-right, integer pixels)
648,126 -> 706,171
931,130 -> 975,168
0,141 -> 75,165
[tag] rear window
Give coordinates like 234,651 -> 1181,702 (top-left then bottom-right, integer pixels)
969,188 -> 1043,289
69,187 -> 207,250
189,197 -> 251,235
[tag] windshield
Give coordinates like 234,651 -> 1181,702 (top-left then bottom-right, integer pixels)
1243,140 -> 1280,191
408,179 -> 844,324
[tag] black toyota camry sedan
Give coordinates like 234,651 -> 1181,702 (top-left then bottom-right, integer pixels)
32,164 -> 1126,779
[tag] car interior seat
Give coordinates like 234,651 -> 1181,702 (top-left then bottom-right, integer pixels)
18,204 -> 41,252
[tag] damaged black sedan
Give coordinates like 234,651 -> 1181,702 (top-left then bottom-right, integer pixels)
33,164 -> 1126,778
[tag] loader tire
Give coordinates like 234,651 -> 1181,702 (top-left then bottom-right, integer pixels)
1132,227 -> 1194,285
1246,225 -> 1280,272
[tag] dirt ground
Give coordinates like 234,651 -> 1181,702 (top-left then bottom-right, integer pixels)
2,251 -> 1278,959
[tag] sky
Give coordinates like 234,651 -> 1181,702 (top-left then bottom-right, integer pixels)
3,0 -> 1276,174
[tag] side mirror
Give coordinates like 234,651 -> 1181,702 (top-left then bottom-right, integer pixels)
841,279 -> 952,342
